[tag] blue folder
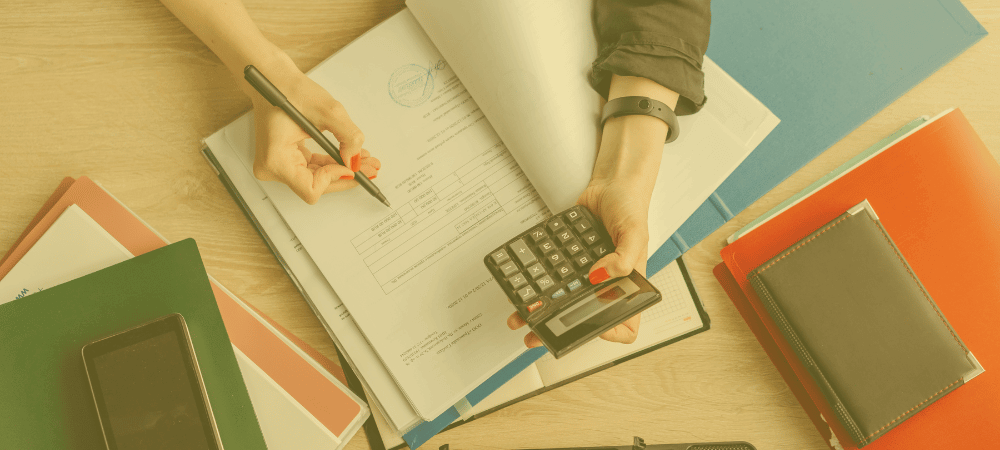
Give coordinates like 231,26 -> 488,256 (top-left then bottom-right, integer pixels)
647,0 -> 987,275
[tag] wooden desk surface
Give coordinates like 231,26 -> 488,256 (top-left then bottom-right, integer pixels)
1,1 -> 997,448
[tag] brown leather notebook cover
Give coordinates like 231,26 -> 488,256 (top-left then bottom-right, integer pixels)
748,200 -> 983,447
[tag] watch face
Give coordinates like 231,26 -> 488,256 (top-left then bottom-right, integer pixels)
638,99 -> 650,109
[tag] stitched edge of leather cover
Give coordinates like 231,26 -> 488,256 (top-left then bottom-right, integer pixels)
750,269 -> 867,446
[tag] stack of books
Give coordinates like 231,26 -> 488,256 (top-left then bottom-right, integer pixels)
0,176 -> 370,449
715,109 -> 1000,448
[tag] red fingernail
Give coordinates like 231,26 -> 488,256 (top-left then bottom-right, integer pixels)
339,175 -> 353,180
368,174 -> 377,180
350,154 -> 360,172
589,267 -> 609,285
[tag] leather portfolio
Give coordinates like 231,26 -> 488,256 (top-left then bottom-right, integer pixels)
747,200 -> 983,447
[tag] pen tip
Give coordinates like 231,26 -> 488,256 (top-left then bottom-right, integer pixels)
382,198 -> 391,207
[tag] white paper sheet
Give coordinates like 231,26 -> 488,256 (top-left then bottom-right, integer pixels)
407,0 -> 780,255
222,11 -> 550,420
0,205 -> 133,304
206,125 -> 421,431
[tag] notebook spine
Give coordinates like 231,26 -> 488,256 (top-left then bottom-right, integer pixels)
749,273 -> 868,447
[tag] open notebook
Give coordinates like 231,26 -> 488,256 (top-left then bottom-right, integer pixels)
203,1 -> 775,441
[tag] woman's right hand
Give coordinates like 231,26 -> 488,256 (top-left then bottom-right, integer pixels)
249,64 -> 381,204
155,0 -> 380,204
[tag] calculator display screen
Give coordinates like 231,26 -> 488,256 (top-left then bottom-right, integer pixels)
546,278 -> 639,336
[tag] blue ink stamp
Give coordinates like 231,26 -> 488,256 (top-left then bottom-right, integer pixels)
388,63 -> 435,107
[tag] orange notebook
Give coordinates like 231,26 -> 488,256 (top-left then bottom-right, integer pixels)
718,108 -> 1000,449
0,176 -> 367,447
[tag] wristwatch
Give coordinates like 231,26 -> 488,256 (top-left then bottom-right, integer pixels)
601,96 -> 679,143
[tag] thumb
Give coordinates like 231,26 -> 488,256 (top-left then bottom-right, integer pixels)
587,224 -> 646,285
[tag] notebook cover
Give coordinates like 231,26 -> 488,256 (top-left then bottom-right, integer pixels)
719,109 -> 1000,448
748,204 -> 977,447
648,0 -> 988,274
0,176 -> 367,447
0,240 -> 268,449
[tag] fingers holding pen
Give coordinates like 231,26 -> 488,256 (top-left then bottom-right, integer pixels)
313,98 -> 366,172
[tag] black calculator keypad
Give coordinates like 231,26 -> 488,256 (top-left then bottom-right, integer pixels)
485,206 -> 615,319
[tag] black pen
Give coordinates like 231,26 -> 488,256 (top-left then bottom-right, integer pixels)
244,65 -> 390,207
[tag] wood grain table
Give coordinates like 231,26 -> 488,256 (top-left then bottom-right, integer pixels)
1,1 -> 997,449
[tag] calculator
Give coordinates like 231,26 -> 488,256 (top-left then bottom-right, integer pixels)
484,205 -> 661,358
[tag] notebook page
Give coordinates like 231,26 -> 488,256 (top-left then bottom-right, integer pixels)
407,0 -> 780,256
223,11 -> 550,419
0,205 -> 133,304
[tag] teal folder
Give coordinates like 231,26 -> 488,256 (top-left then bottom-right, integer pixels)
0,239 -> 266,449
647,0 -> 988,275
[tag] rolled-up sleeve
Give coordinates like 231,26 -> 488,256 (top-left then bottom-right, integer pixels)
591,0 -> 711,115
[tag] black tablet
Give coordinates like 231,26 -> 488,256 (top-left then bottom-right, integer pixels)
81,313 -> 223,450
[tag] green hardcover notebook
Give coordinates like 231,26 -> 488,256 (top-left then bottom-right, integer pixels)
0,239 -> 266,449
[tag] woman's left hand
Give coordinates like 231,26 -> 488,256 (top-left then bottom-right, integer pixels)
506,175 -> 650,347
506,75 -> 678,349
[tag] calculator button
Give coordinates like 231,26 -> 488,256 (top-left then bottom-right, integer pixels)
499,260 -> 519,276
509,239 -> 537,265
517,285 -> 538,302
573,220 -> 592,234
567,279 -> 583,291
554,263 -> 573,280
573,253 -> 594,268
490,249 -> 510,265
528,228 -> 547,242
546,251 -> 565,266
526,300 -> 544,313
536,275 -> 556,291
538,239 -> 556,254
566,209 -> 582,222
581,230 -> 599,246
547,218 -> 566,232
551,288 -> 567,299
508,273 -> 528,289
591,243 -> 611,258
526,263 -> 546,279
556,229 -> 574,244
565,240 -> 584,255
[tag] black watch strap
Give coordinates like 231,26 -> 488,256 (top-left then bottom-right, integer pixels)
601,96 -> 679,143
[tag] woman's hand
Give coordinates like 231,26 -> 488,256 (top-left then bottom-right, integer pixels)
505,175 -> 650,348
507,74 -> 678,349
249,66 -> 380,204
157,0 -> 379,204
